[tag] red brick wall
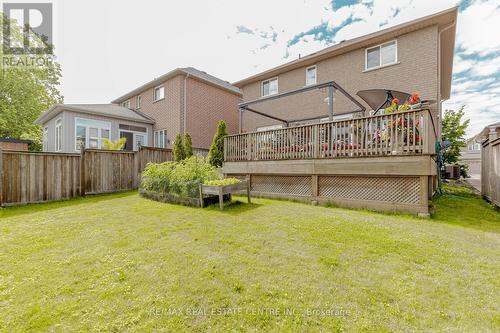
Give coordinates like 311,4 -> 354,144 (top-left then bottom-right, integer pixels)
123,75 -> 239,149
185,77 -> 240,149
239,26 -> 439,132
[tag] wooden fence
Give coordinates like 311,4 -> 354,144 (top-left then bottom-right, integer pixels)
0,146 -> 208,206
481,137 -> 500,207
225,108 -> 436,162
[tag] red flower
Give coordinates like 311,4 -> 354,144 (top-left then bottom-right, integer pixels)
410,93 -> 420,104
392,98 -> 400,104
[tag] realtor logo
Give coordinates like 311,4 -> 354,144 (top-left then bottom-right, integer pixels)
2,2 -> 53,54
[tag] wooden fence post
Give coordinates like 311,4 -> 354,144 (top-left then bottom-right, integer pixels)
80,147 -> 86,196
0,149 -> 3,206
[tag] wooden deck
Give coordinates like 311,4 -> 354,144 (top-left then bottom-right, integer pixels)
223,108 -> 437,215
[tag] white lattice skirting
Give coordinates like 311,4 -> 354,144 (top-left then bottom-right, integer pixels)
251,175 -> 313,196
228,174 -> 424,208
318,176 -> 421,205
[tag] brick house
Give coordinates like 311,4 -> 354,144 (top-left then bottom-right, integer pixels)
36,67 -> 241,152
111,67 -> 241,150
223,7 -> 458,215
233,7 -> 456,138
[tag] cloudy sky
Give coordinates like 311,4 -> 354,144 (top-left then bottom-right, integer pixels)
48,0 -> 499,136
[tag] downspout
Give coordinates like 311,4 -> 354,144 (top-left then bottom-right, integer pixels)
183,73 -> 190,134
437,22 -> 456,139
436,21 -> 456,193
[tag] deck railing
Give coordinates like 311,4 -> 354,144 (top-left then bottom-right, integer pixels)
225,108 -> 436,162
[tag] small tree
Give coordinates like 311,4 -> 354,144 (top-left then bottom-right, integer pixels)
102,137 -> 126,150
208,120 -> 227,167
442,106 -> 470,164
173,133 -> 186,162
184,133 -> 193,158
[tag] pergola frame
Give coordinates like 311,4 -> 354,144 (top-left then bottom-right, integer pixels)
238,80 -> 366,133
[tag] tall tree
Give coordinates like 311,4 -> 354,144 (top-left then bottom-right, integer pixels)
184,133 -> 193,158
173,133 -> 185,162
208,120 -> 227,167
442,106 -> 470,164
0,14 -> 63,150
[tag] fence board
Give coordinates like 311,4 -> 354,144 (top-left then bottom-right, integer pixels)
482,138 -> 500,206
0,145 -> 210,206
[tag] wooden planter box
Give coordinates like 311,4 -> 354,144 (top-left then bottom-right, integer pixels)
200,180 -> 251,210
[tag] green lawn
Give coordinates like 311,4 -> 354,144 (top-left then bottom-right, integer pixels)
0,185 -> 499,332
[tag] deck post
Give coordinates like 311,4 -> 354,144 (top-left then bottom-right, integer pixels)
247,134 -> 252,161
328,85 -> 335,121
312,175 -> 318,197
80,146 -> 86,196
218,187 -> 224,210
246,180 -> 251,203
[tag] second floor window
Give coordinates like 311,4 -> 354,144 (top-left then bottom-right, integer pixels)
136,95 -> 142,109
153,86 -> 165,102
262,78 -> 278,97
366,40 -> 397,70
121,100 -> 130,108
306,65 -> 317,86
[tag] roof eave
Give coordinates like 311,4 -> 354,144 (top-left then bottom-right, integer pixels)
35,105 -> 155,125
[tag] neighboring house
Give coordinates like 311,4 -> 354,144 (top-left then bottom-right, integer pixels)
459,135 -> 481,178
36,67 -> 241,153
111,67 -> 241,149
0,138 -> 32,151
233,7 -> 456,136
35,104 -> 154,153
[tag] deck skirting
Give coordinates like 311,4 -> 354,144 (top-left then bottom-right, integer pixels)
224,156 -> 436,215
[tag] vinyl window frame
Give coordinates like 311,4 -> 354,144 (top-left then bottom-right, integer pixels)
305,65 -> 317,86
154,129 -> 167,148
55,118 -> 62,152
153,85 -> 165,102
365,40 -> 398,71
136,95 -> 142,109
121,100 -> 131,108
261,77 -> 278,97
74,117 -> 111,151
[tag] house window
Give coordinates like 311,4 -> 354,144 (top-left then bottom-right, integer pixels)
135,134 -> 146,149
469,143 -> 480,151
136,95 -> 142,109
121,100 -> 130,108
42,127 -> 48,151
306,65 -> 317,86
154,129 -> 167,148
365,40 -> 397,70
153,86 -> 165,102
55,118 -> 62,151
262,78 -> 278,97
74,118 -> 111,150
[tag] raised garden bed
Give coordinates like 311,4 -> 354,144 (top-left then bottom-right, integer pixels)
200,180 -> 251,210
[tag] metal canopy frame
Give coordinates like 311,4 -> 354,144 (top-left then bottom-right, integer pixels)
238,80 -> 366,132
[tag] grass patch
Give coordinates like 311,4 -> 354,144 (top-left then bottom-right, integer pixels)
0,186 -> 499,331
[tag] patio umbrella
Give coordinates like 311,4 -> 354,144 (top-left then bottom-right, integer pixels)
356,89 -> 411,115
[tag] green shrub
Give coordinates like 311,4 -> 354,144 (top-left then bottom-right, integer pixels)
184,133 -> 193,158
173,134 -> 185,162
208,120 -> 227,167
141,156 -> 220,198
204,178 -> 241,186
